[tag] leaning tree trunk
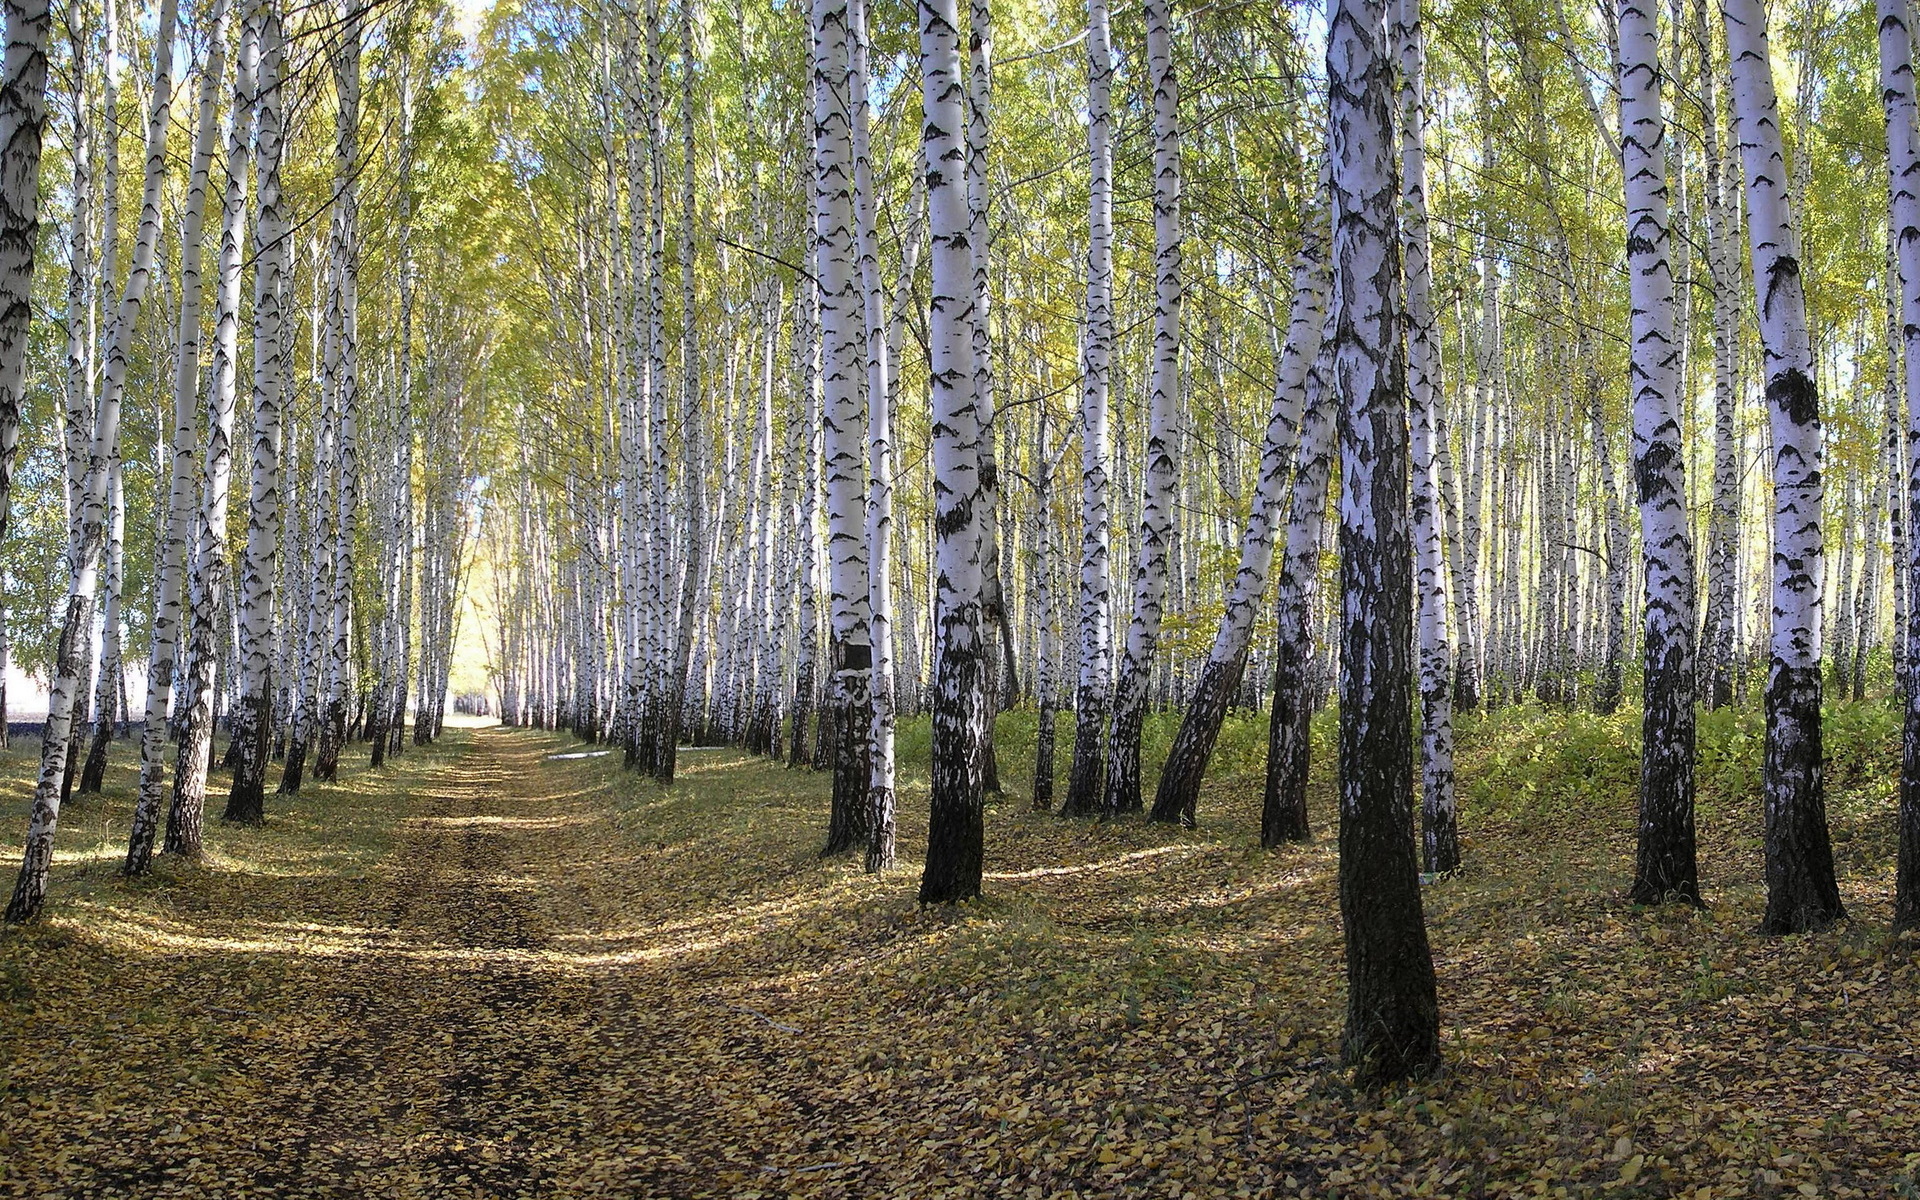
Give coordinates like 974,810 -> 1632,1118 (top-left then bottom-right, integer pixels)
1327,0 -> 1441,1085
225,2 -> 287,823
8,0 -> 177,922
1102,0 -> 1181,815
917,0 -> 987,905
1151,201 -> 1327,826
168,18 -> 257,857
77,459 -> 125,794
1879,0 -> 1920,931
1724,0 -> 1843,934
125,2 -> 227,870
1060,0 -> 1113,817
1622,0 -> 1699,905
1261,313 -> 1337,848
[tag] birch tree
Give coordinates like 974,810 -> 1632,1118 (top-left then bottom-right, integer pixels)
1723,0 -> 1844,934
1622,0 -> 1698,905
1327,0 -> 1440,1083
126,0 -> 229,871
225,0 -> 287,823
815,0 -> 873,855
1060,0 -> 1112,818
918,0 -> 987,904
1151,205 -> 1327,827
1880,0 -> 1920,931
1102,0 -> 1181,815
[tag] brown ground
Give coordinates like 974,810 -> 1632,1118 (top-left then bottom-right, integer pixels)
1,722 -> 1917,1198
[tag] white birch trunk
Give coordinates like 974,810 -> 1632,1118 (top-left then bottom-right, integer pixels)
1102,0 -> 1181,815
1724,0 -> 1843,933
227,1 -> 287,820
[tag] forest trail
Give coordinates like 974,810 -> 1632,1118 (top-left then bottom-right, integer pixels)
5,723 -> 1920,1197
0,729 -> 769,1198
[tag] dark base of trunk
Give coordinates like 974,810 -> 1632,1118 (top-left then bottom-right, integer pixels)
1900,697 -> 1920,931
1150,656 -> 1243,827
1059,696 -> 1106,816
1031,700 -> 1056,811
812,695 -> 837,773
787,674 -> 814,768
313,701 -> 346,782
279,735 -> 310,795
1453,667 -> 1480,714
1102,695 -> 1146,816
166,737 -> 211,859
1760,662 -> 1845,935
1630,634 -> 1699,905
369,709 -> 389,768
1422,811 -> 1459,875
823,692 -> 873,856
79,720 -> 111,794
1262,642 -> 1314,848
921,650 -> 984,905
225,692 -> 273,824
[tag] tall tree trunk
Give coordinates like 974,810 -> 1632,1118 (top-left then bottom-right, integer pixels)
169,15 -> 258,856
1879,0 -> 1920,931
1327,0 -> 1440,1084
855,0 -> 900,870
1397,0 -> 1457,875
917,0 -> 987,904
814,0 -> 872,853
226,1 -> 287,823
0,0 -> 49,555
1060,0 -> 1112,817
314,2 -> 360,784
1622,0 -> 1700,905
1102,0 -> 1181,815
1725,0 -> 1843,934
1697,0 -> 1741,711
127,2 -> 228,867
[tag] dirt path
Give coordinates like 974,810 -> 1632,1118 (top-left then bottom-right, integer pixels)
1,728 -> 750,1198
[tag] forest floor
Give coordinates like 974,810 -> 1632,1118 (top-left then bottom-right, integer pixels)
1,714 -> 1919,1198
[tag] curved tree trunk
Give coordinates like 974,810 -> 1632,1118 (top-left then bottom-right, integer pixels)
1151,202 -> 1326,827
1261,311 -> 1337,847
